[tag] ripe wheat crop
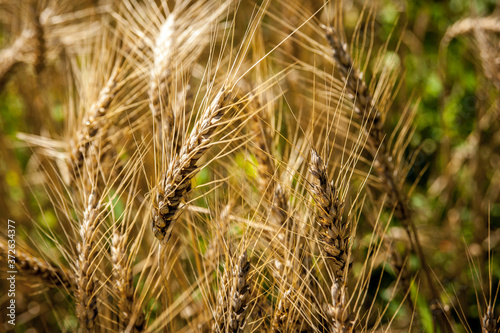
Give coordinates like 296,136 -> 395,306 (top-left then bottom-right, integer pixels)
0,0 -> 499,332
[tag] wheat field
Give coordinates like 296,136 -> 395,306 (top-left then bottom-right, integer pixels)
0,0 -> 499,332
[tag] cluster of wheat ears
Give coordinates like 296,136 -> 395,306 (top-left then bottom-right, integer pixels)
0,0 -> 499,332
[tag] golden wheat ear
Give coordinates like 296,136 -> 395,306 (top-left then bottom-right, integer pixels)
74,191 -> 99,331
0,0 -> 107,92
0,30 -> 31,91
0,10 -> 45,90
111,228 -> 145,332
308,148 -> 356,332
212,249 -> 251,333
0,239 -> 74,289
152,86 -> 232,243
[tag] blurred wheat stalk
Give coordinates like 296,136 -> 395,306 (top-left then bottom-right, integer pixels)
0,0 -> 499,332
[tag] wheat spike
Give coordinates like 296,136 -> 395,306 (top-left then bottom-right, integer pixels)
482,304 -> 498,333
229,251 -> 251,332
0,240 -> 73,289
323,26 -> 383,150
68,67 -> 120,182
149,13 -> 176,132
151,86 -> 231,243
323,25 -> 410,220
75,192 -> 100,332
309,149 -> 349,280
309,149 -> 354,332
111,231 -> 145,332
213,250 -> 251,333
323,24 -> 452,332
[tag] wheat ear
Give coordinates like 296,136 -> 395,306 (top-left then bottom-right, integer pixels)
151,86 -> 231,242
76,192 -> 101,332
323,25 -> 407,218
309,149 -> 354,333
229,251 -> 251,332
68,67 -> 120,181
213,250 -> 251,333
111,231 -> 145,332
309,149 -> 348,278
482,304 -> 498,333
323,25 -> 453,331
149,13 -> 176,133
0,30 -> 32,91
0,240 -> 73,289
